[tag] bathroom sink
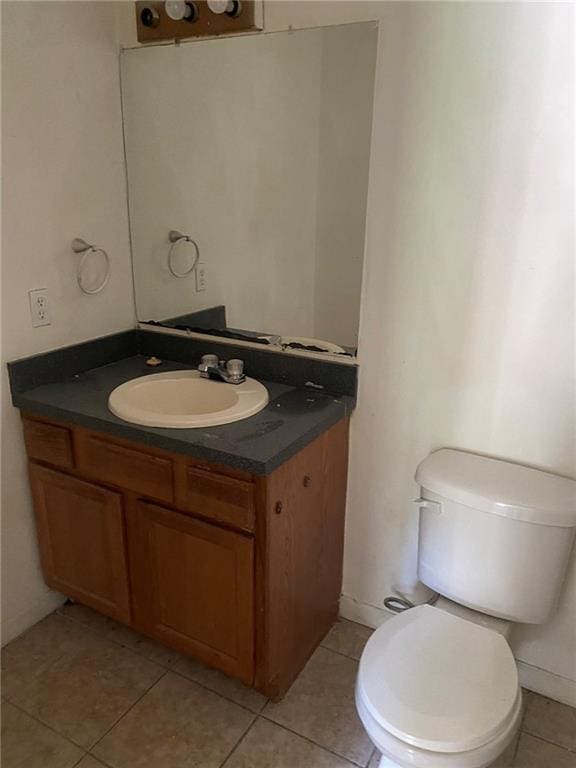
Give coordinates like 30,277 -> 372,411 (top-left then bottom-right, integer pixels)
108,370 -> 269,428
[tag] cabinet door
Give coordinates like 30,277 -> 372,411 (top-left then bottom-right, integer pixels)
128,500 -> 254,684
29,464 -> 130,623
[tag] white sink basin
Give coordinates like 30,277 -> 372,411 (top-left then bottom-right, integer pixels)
108,370 -> 269,428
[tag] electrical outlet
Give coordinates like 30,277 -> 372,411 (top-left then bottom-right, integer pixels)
195,262 -> 207,292
29,288 -> 51,327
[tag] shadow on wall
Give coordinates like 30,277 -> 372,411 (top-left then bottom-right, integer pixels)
345,2 -> 575,634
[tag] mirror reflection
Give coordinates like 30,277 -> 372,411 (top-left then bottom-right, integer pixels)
121,22 -> 377,357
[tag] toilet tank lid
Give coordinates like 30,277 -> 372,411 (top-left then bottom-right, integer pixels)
415,449 -> 576,527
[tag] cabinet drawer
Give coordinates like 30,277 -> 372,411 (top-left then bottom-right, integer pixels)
22,418 -> 74,469
179,465 -> 255,532
76,432 -> 174,503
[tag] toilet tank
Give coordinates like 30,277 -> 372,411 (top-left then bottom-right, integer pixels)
415,449 -> 576,624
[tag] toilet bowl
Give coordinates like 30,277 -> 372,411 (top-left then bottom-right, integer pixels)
356,605 -> 522,768
355,448 -> 576,768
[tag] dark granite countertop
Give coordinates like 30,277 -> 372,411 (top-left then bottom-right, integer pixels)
12,355 -> 354,475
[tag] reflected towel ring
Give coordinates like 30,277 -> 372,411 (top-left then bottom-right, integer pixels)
168,230 -> 200,278
71,238 -> 111,295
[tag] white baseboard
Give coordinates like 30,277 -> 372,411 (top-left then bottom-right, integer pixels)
339,593 -> 576,707
516,660 -> 576,708
1,591 -> 65,646
339,592 -> 391,629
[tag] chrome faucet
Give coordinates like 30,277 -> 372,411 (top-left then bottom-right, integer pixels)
197,354 -> 246,384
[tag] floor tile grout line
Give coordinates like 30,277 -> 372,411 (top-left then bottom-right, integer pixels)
258,712 -> 370,768
4,611 -> 174,757
169,666 -> 269,716
4,697 -> 91,755
71,753 -> 89,768
61,606 -> 370,663
58,608 -> 366,718
77,753 -> 116,768
319,642 -> 363,663
85,668 -> 264,763
520,728 -> 576,754
219,712 -> 260,767
59,607 -> 272,717
60,606 -> 367,687
86,668 -> 170,756
55,607 -> 272,718
510,731 -> 522,765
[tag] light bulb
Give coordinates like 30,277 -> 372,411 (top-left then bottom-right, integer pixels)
165,1 -> 192,21
207,0 -> 233,14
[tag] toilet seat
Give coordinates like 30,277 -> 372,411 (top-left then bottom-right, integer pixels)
357,605 -> 519,754
356,686 -> 522,768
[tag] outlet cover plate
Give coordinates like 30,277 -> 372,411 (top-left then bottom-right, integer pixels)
29,288 -> 51,327
195,263 -> 207,292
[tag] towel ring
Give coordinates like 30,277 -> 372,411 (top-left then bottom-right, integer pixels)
168,230 -> 200,278
71,238 -> 111,295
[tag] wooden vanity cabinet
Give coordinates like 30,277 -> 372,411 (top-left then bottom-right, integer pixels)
22,413 -> 349,699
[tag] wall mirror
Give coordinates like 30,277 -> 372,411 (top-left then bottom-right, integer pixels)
121,21 -> 378,360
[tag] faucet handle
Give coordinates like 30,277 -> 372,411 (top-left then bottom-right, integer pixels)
226,359 -> 244,379
200,354 -> 219,368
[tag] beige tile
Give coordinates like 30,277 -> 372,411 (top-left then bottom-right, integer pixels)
4,613 -> 164,749
513,733 -> 576,767
76,758 -> 109,768
322,619 -> 373,661
1,701 -> 83,768
57,602 -> 112,634
522,690 -> 576,752
263,647 -> 373,766
59,602 -> 183,667
2,613 -> 88,698
489,730 -> 520,767
93,671 -> 254,768
103,623 -> 184,667
225,718 -> 355,767
175,655 -> 268,713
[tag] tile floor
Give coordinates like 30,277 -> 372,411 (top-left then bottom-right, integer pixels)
2,605 -> 575,768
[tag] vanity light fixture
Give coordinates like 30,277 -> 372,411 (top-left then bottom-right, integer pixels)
135,0 -> 257,42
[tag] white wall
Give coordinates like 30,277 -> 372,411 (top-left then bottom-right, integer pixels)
1,2 -> 135,643
262,1 -> 576,704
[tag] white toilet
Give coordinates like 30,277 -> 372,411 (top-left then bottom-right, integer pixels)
356,449 -> 576,768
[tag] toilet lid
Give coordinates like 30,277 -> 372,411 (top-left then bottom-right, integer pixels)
357,605 -> 519,753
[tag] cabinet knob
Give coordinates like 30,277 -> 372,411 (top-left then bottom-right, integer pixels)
275,501 -> 283,515
303,475 -> 312,488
